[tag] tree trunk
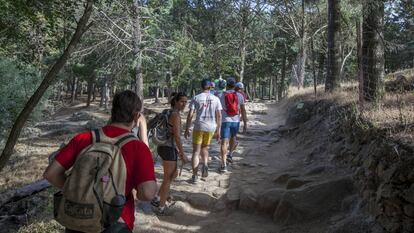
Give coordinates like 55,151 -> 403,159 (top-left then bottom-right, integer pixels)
296,39 -> 307,89
279,45 -> 287,100
252,77 -> 257,100
239,31 -> 247,83
311,38 -> 317,97
356,18 -> 364,107
245,80 -> 251,100
132,0 -> 144,100
239,2 -> 249,83
261,78 -> 265,100
105,80 -> 110,110
362,0 -> 384,102
71,76 -> 78,103
0,180 -> 50,206
166,71 -> 173,99
318,53 -> 325,84
269,76 -> 273,100
86,73 -> 95,107
294,0 -> 307,89
154,86 -> 160,103
326,0 -> 341,92
100,76 -> 110,109
55,82 -> 63,102
75,78 -> 81,100
92,83 -> 96,102
0,0 -> 94,172
274,75 -> 278,101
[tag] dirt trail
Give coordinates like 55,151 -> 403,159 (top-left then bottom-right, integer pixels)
133,100 -> 297,233
1,98 -> 374,233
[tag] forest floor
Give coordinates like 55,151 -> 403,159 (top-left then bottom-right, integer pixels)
2,87 -> 408,232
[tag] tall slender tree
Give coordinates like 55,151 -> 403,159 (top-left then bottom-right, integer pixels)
132,0 -> 144,99
325,0 -> 341,92
0,0 -> 95,172
362,0 -> 385,102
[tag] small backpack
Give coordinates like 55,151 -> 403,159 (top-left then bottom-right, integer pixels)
54,129 -> 137,233
224,92 -> 239,116
148,109 -> 173,146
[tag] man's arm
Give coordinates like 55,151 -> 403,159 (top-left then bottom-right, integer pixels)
138,115 -> 149,147
43,160 -> 66,189
135,180 -> 157,201
240,104 -> 248,133
185,109 -> 195,139
215,110 -> 222,141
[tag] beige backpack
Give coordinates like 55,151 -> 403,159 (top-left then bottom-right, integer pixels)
54,129 -> 137,233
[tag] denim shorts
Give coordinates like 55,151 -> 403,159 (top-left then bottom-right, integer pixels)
220,122 -> 240,139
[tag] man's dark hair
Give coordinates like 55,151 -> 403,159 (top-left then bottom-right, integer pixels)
226,77 -> 236,89
201,78 -> 212,90
111,90 -> 142,123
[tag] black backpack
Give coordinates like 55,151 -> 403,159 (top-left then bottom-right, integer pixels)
147,109 -> 173,146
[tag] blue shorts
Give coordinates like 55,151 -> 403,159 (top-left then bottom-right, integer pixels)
220,122 -> 240,139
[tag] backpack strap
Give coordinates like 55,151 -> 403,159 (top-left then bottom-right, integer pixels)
92,128 -> 138,146
92,129 -> 101,143
115,134 -> 138,148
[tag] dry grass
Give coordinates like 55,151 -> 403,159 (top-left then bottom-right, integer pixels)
17,220 -> 63,233
289,82 -> 414,144
362,93 -> 414,143
0,137 -> 65,192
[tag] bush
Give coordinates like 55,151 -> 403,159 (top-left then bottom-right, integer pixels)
0,58 -> 49,141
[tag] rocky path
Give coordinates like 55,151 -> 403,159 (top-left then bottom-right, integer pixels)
133,99 -> 382,233
134,101 -> 294,233
0,98 -> 379,233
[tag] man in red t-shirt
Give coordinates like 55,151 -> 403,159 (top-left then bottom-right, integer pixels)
43,90 -> 157,233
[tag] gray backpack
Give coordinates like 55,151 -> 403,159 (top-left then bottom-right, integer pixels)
148,109 -> 173,146
54,129 -> 137,233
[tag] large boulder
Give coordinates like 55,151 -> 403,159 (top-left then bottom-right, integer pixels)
258,188 -> 285,215
239,188 -> 258,210
286,178 -> 313,189
273,173 -> 299,184
273,176 -> 355,225
187,193 -> 217,210
225,187 -> 241,209
286,101 -> 315,125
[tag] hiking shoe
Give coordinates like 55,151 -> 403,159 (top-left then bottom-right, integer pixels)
191,175 -> 199,184
150,198 -> 160,208
219,165 -> 228,173
226,155 -> 233,164
201,164 -> 209,178
154,206 -> 173,216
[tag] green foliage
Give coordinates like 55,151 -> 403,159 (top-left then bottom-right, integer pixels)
0,58 -> 48,138
385,0 -> 414,71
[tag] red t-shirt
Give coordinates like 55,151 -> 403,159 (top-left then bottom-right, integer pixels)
55,125 -> 156,230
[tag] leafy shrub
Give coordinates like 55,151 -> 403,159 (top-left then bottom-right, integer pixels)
0,58 -> 49,141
